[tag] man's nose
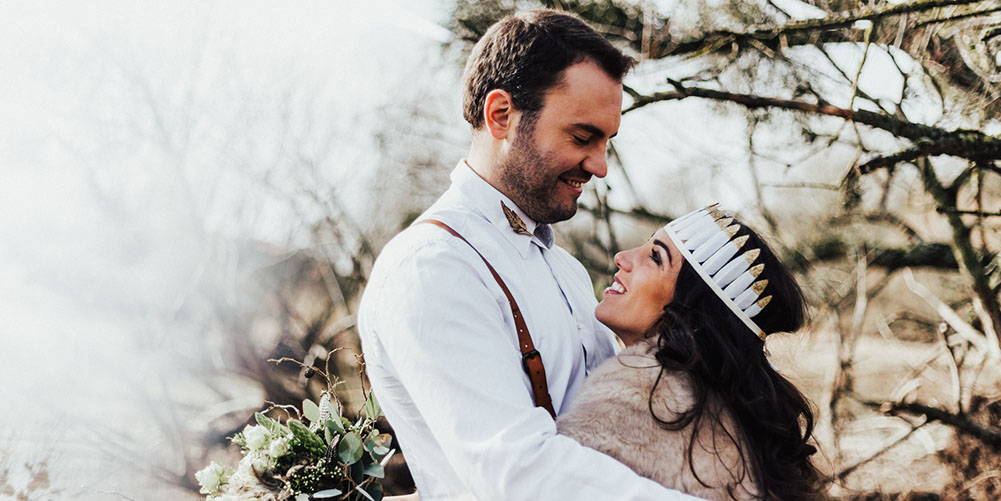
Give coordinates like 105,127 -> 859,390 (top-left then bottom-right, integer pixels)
582,143 -> 609,178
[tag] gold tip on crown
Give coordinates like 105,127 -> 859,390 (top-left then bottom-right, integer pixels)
732,235 -> 749,250
743,248 -> 761,264
704,202 -> 720,211
749,263 -> 764,278
751,279 -> 768,295
709,209 -> 726,220
756,295 -> 772,308
724,224 -> 740,238
715,217 -> 734,229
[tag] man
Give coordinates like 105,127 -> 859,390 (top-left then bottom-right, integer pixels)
359,10 -> 699,500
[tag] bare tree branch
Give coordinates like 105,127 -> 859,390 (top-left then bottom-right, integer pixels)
914,5 -> 1001,28
626,81 -> 1001,170
937,208 -> 1001,217
859,398 -> 1001,449
664,0 -> 987,57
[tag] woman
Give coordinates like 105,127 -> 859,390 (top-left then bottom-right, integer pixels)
557,204 -> 823,500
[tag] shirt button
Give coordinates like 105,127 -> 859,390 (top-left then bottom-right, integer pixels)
576,321 -> 582,330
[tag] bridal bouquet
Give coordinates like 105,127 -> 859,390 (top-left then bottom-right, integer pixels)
197,359 -> 393,501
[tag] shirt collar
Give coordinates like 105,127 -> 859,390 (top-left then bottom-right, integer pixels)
450,160 -> 555,257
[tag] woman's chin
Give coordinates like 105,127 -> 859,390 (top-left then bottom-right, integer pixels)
594,301 -> 612,325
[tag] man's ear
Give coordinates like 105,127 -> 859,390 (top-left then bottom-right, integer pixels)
483,89 -> 515,140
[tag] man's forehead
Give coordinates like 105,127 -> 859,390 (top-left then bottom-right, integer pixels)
540,61 -> 623,134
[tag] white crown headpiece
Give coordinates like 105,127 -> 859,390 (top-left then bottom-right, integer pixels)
663,204 -> 771,340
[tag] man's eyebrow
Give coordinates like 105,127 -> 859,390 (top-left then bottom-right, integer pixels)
653,239 -> 673,265
573,123 -> 617,139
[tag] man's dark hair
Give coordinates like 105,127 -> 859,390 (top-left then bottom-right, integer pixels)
462,9 -> 633,129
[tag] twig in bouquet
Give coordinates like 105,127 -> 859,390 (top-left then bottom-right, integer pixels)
324,348 -> 344,416
263,401 -> 301,421
267,356 -> 317,374
356,352 -> 371,416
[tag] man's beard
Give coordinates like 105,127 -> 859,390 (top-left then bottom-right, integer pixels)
497,120 -> 579,225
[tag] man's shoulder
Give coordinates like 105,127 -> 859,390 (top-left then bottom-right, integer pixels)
368,207 -> 505,288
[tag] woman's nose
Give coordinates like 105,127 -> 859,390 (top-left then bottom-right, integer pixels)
613,250 -> 630,271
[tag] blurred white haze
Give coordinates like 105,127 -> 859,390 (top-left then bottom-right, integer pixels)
0,0 -> 458,497
0,0 -> 951,498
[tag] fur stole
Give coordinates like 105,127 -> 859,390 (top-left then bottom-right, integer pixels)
557,341 -> 760,500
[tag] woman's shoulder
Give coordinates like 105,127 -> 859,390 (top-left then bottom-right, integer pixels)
572,341 -> 695,414
558,340 -> 760,500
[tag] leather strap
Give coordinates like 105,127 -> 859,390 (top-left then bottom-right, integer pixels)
419,219 -> 556,418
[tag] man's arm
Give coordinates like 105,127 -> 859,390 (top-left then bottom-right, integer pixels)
367,235 -> 701,500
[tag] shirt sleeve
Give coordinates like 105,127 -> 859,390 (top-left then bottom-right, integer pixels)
368,235 -> 703,500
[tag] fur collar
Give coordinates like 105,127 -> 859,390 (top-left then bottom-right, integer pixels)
557,341 -> 760,500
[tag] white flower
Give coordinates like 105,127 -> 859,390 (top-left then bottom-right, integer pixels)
250,454 -> 272,475
243,425 -> 269,451
268,436 -> 290,458
195,461 -> 232,495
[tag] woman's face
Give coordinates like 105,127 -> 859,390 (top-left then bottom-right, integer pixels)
595,228 -> 684,345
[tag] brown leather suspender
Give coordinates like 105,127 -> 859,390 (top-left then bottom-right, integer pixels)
419,219 -> 557,418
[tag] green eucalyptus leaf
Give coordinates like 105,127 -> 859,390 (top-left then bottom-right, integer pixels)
303,399 -> 320,424
355,483 -> 376,501
338,432 -> 364,465
288,419 -> 325,455
349,459 -> 365,484
364,433 -> 392,455
364,392 -> 382,420
362,462 -> 385,479
376,433 -> 392,449
312,488 -> 343,498
326,418 -> 345,435
365,482 -> 384,501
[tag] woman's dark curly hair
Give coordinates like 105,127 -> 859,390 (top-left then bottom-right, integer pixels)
647,218 -> 824,500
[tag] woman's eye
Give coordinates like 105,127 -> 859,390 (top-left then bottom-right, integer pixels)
650,249 -> 662,265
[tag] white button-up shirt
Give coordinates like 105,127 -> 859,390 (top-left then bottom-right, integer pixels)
359,161 -> 700,500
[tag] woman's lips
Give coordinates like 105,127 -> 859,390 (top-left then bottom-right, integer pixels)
604,276 -> 626,295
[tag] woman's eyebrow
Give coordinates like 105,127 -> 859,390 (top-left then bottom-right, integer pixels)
653,239 -> 673,265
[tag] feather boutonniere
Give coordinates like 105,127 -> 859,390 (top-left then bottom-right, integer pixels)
501,201 -> 533,237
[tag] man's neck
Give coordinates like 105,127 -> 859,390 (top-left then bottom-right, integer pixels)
465,140 -> 501,189
460,158 -> 540,231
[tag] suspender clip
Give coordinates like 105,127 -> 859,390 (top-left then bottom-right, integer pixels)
522,349 -> 540,371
